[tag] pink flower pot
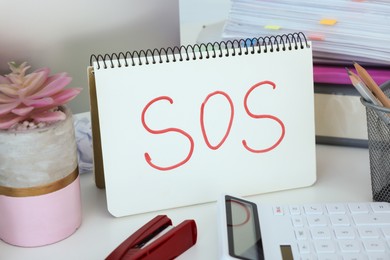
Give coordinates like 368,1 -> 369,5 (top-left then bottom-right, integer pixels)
0,107 -> 82,247
0,176 -> 81,247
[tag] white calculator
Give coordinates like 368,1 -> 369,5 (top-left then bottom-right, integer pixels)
218,195 -> 390,260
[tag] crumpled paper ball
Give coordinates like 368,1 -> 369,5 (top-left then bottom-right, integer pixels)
73,116 -> 93,174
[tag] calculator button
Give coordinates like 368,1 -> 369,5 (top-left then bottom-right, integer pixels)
349,203 -> 370,214
326,203 -> 347,214
371,203 -> 390,213
307,215 -> 328,227
338,240 -> 362,253
342,254 -> 367,260
317,255 -> 339,260
300,255 -> 317,260
314,240 -> 336,253
295,228 -> 309,240
304,204 -> 324,215
273,206 -> 284,215
289,205 -> 301,215
367,253 -> 389,260
334,227 -> 356,239
297,241 -> 312,254
362,240 -> 386,252
330,215 -> 350,226
292,216 -> 305,227
311,227 -> 331,239
358,227 -> 380,238
353,214 -> 390,226
380,227 -> 390,238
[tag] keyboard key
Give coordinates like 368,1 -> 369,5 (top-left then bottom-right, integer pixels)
353,214 -> 390,226
326,203 -> 347,214
334,227 -> 356,239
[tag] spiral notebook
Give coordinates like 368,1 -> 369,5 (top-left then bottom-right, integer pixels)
88,33 -> 317,217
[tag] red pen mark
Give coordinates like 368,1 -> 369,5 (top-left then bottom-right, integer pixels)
227,199 -> 251,227
141,96 -> 194,171
200,91 -> 234,150
242,81 -> 285,153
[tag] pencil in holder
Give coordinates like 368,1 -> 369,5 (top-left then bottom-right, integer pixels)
361,80 -> 390,202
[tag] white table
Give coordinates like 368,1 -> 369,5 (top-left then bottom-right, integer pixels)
0,144 -> 372,259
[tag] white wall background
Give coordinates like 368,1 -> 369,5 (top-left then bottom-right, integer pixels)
0,0 -> 180,113
0,0 -> 230,114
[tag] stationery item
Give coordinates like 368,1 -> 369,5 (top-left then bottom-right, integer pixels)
194,21 -> 377,147
361,81 -> 390,204
195,21 -> 390,85
89,32 -> 316,217
314,65 -> 390,85
106,215 -> 197,260
319,19 -> 337,26
218,194 -> 390,260
354,62 -> 390,108
346,68 -> 390,126
223,0 -> 390,65
346,68 -> 381,106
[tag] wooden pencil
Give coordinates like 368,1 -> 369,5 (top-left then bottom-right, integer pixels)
346,68 -> 381,105
354,62 -> 390,108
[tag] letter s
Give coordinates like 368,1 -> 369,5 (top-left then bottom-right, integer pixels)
242,81 -> 285,153
141,96 -> 194,171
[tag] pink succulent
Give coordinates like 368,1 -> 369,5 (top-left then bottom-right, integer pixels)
0,62 -> 81,130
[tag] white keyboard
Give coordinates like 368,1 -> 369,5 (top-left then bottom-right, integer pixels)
271,202 -> 390,260
218,195 -> 390,260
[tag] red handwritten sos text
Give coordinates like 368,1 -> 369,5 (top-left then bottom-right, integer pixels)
141,80 -> 285,171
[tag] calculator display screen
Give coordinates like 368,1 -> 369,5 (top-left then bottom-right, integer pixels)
225,195 -> 264,260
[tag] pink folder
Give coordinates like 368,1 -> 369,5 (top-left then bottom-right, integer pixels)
314,65 -> 390,85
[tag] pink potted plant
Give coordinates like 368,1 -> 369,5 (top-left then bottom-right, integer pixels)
0,62 -> 82,247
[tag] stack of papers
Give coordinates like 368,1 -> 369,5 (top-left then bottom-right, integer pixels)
223,0 -> 390,66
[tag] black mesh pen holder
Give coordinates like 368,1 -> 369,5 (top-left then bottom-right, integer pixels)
361,81 -> 390,202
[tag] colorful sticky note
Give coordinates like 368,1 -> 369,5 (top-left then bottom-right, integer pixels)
320,19 -> 337,26
308,34 -> 325,41
264,25 -> 281,30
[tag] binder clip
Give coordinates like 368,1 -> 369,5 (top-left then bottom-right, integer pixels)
106,215 -> 197,260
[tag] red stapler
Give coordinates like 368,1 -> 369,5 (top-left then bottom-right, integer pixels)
106,215 -> 197,260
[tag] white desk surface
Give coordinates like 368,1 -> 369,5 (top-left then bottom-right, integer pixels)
0,144 -> 372,259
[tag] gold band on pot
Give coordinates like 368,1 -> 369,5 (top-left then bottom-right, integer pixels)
0,167 -> 79,197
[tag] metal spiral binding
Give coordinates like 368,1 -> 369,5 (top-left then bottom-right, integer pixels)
90,32 -> 309,70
